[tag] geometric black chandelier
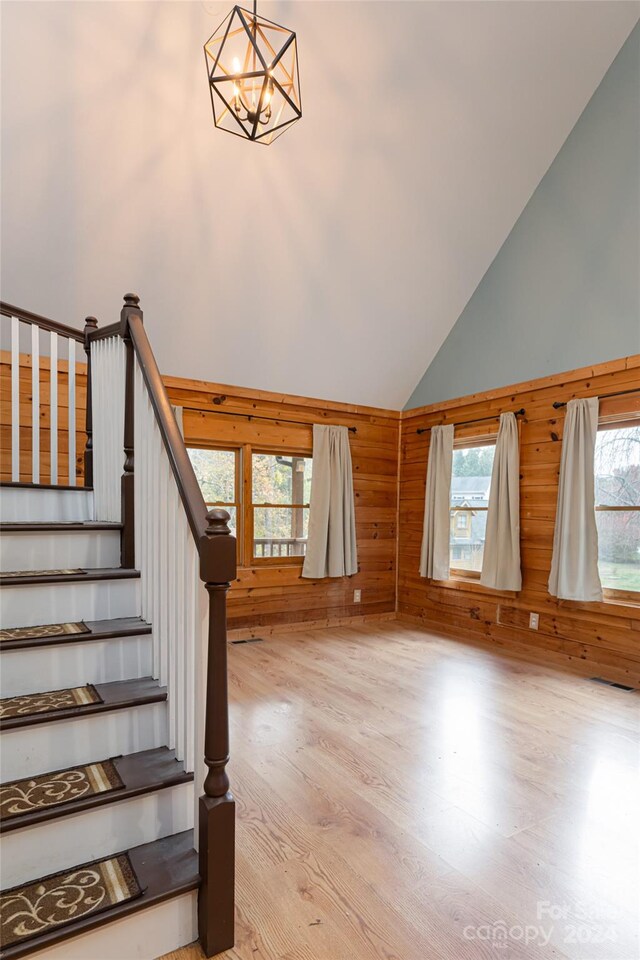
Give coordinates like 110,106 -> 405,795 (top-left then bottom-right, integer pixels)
204,2 -> 302,145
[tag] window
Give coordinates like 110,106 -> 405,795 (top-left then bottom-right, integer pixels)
594,424 -> 640,594
449,442 -> 495,575
251,453 -> 312,560
187,447 -> 240,541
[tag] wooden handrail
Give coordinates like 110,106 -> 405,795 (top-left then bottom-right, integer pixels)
113,296 -> 209,546
0,301 -> 85,341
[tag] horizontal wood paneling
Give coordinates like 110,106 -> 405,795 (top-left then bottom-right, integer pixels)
398,354 -> 640,684
166,376 -> 400,632
5,345 -> 639,677
0,351 -> 87,484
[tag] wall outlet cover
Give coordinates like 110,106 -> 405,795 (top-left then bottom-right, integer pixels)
353,589 -> 362,603
529,612 -> 539,630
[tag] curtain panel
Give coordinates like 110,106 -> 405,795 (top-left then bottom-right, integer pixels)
480,412 -> 522,591
302,425 -> 358,579
548,397 -> 602,602
419,424 -> 454,581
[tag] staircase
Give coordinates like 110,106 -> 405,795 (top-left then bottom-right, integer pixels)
0,299 -> 236,959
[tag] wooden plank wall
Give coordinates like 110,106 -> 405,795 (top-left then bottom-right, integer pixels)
398,354 -> 640,685
0,351 -> 87,484
4,345 -> 639,683
164,375 -> 400,633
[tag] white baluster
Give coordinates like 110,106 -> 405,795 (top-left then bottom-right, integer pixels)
11,316 -> 20,481
31,324 -> 40,483
68,339 -> 76,485
50,331 -> 58,484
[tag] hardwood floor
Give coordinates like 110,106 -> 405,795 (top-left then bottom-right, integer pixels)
159,622 -> 640,960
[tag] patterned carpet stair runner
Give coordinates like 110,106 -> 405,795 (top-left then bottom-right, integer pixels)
0,686 -> 102,721
0,570 -> 87,579
0,623 -> 89,643
0,760 -> 124,823
0,854 -> 142,948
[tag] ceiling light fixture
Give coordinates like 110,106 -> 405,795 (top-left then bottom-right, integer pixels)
204,1 -> 302,145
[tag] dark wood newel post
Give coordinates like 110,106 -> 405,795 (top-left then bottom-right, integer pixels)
198,508 -> 236,957
82,316 -> 98,487
119,293 -> 141,569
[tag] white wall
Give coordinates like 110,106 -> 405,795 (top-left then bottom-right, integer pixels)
1,1 -> 637,407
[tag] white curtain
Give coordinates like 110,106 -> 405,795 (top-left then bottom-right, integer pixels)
481,413 -> 522,591
302,425 -> 358,579
548,397 -> 602,601
172,405 -> 184,438
419,424 -> 454,580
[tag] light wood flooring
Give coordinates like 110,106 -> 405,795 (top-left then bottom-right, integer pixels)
160,621 -> 640,960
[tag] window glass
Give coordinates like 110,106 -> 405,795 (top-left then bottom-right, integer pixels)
594,426 -> 640,592
188,447 -> 238,538
251,453 -> 312,559
449,444 -> 495,573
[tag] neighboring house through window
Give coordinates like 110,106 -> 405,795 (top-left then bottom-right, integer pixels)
449,442 -> 496,575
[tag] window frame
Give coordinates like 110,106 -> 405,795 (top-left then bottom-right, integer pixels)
594,415 -> 640,602
248,447 -> 313,566
448,433 -> 497,582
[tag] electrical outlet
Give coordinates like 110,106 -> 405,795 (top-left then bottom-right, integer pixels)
353,589 -> 362,603
529,612 -> 539,630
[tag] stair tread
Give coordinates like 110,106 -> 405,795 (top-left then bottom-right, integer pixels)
0,830 -> 198,960
0,521 -> 122,531
0,677 -> 166,731
0,616 -> 152,652
0,567 -> 140,586
0,747 -> 193,833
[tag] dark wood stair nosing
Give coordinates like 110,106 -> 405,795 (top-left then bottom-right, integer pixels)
0,618 -> 152,653
0,830 -> 199,960
0,567 -> 140,587
0,748 -> 194,834
0,678 -> 166,732
0,481 -> 93,492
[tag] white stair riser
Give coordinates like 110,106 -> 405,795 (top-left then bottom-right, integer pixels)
0,578 -> 140,628
0,488 -> 94,523
0,529 -> 121,571
1,635 -> 153,697
0,702 -> 167,781
24,892 -> 197,960
1,781 -> 194,887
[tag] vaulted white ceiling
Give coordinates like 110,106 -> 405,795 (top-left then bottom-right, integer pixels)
1,1 -> 638,408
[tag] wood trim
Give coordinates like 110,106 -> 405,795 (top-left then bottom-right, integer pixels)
402,353 -> 640,420
162,374 -> 400,420
227,610 -> 397,640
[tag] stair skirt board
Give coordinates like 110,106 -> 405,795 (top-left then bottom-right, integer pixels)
1,853 -> 143,950
0,488 -> 94,524
0,622 -> 89,643
0,686 -> 102,722
0,760 -> 124,824
12,890 -> 198,960
1,635 -> 154,698
0,530 -> 121,572
0,782 -> 194,889
0,703 -> 168,782
0,578 -> 141,628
